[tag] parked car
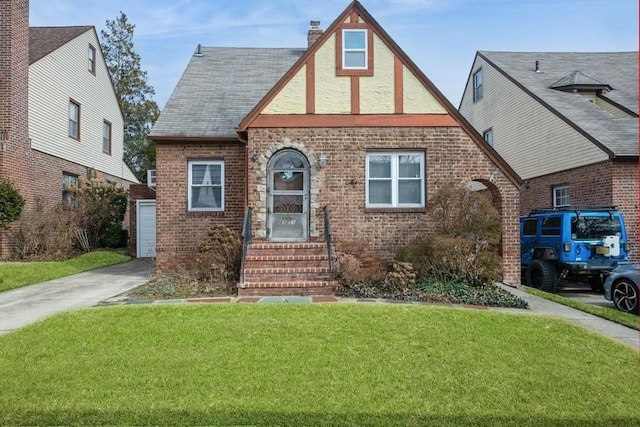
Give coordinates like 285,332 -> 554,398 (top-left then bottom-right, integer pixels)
520,207 -> 630,292
603,263 -> 639,314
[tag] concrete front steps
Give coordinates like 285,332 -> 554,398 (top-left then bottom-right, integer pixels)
239,242 -> 337,296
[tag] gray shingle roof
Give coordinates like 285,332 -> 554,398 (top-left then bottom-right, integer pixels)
30,26 -> 93,65
151,47 -> 306,139
478,51 -> 638,157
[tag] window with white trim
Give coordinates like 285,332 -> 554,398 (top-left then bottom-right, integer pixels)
88,44 -> 96,74
102,120 -> 112,154
553,185 -> 570,208
188,160 -> 224,211
473,69 -> 483,101
366,152 -> 424,208
69,100 -> 80,139
483,128 -> 493,146
342,29 -> 367,69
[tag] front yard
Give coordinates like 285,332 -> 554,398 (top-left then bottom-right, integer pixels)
1,304 -> 638,426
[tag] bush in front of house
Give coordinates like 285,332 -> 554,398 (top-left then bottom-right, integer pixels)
336,182 -> 526,308
0,176 -> 24,229
76,176 -> 128,249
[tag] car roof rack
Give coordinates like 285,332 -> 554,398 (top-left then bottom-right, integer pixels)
529,206 -> 618,215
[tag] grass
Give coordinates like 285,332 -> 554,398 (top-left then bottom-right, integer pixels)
0,250 -> 131,292
525,287 -> 640,330
0,304 -> 638,426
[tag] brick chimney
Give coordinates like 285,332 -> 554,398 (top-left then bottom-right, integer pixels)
307,20 -> 323,47
0,0 -> 31,257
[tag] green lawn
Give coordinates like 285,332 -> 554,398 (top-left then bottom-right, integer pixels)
0,304 -> 638,426
0,250 -> 130,292
525,287 -> 640,330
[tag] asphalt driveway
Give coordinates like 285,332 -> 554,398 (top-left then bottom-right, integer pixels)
0,258 -> 153,336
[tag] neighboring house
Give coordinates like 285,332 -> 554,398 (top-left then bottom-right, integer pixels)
459,51 -> 639,261
0,0 -> 138,257
149,0 -> 522,295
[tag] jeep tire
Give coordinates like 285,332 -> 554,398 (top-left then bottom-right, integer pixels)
525,259 -> 558,292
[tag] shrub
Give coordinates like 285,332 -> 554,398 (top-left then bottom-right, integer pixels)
10,200 -> 77,259
0,177 -> 24,228
193,224 -> 242,285
76,176 -> 128,249
396,182 -> 502,285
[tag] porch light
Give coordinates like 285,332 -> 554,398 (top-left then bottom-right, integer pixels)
318,154 -> 328,168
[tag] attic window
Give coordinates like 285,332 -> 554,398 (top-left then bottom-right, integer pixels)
88,44 -> 96,74
336,24 -> 374,76
343,30 -> 367,69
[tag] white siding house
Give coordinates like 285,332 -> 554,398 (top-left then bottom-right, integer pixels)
29,26 -> 138,185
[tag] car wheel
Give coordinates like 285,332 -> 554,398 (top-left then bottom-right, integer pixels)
525,259 -> 558,292
612,279 -> 639,314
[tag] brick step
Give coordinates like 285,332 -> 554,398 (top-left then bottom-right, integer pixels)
243,267 -> 332,282
246,242 -> 328,258
244,254 -> 328,269
238,280 -> 338,297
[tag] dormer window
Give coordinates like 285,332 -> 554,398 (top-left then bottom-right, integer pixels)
343,29 -> 367,69
336,24 -> 374,76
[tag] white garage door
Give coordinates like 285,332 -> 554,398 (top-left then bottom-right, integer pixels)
137,200 -> 156,258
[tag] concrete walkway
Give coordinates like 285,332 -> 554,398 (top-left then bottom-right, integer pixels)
0,258 -> 154,336
0,259 -> 638,350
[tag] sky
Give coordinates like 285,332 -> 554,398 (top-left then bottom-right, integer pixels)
30,0 -> 638,109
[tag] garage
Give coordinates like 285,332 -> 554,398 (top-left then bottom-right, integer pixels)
136,200 -> 156,258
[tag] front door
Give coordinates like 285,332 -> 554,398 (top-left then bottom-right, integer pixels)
268,150 -> 309,242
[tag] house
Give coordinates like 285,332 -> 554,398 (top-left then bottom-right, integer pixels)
0,0 -> 138,257
459,51 -> 638,261
149,0 -> 522,295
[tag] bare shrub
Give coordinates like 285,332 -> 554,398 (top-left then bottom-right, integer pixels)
336,242 -> 386,287
396,182 -> 502,285
10,200 -> 78,260
194,224 -> 242,285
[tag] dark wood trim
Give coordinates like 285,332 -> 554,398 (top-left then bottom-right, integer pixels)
351,76 -> 360,114
394,56 -> 403,114
335,21 -> 374,77
306,55 -> 315,114
251,114 -> 459,128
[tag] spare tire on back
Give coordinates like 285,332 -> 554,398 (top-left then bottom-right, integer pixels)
525,259 -> 558,292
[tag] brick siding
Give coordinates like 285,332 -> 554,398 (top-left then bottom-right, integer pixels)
154,141 -> 246,271
521,159 -> 638,261
155,131 -> 521,286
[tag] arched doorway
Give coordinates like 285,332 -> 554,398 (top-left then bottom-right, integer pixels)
267,150 -> 310,242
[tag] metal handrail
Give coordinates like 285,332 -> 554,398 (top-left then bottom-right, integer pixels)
240,207 -> 253,283
323,205 -> 334,274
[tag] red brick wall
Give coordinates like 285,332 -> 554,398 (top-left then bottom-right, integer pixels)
521,160 -> 638,261
155,141 -> 246,271
128,184 -> 157,257
0,0 -> 33,257
247,127 -> 521,285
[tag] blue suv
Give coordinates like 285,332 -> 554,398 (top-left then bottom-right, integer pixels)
520,207 -> 630,291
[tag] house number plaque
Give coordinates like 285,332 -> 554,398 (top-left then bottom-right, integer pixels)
280,217 -> 296,225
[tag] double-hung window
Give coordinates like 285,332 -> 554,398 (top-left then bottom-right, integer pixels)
553,185 -> 570,208
69,100 -> 80,139
88,44 -> 96,74
473,69 -> 483,101
62,173 -> 79,207
102,120 -> 112,154
343,29 -> 367,69
366,152 -> 424,208
188,160 -> 224,211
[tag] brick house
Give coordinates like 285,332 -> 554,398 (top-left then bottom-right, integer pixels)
459,51 -> 638,261
0,0 -> 138,257
150,0 -> 522,295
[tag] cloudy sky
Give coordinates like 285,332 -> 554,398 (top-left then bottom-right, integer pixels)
30,0 -> 638,109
